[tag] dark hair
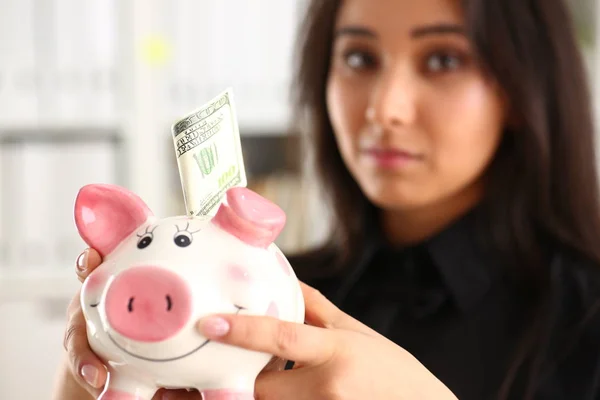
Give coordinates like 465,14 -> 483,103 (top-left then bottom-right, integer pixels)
290,0 -> 600,398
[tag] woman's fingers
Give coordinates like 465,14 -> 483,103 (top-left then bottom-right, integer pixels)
299,281 -> 382,337
66,247 -> 106,395
75,248 -> 102,283
63,295 -> 107,394
299,281 -> 345,328
198,314 -> 336,366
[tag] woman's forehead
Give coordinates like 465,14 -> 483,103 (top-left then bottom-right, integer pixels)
335,0 -> 465,33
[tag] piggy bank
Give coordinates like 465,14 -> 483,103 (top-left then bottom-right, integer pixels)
73,183 -> 305,400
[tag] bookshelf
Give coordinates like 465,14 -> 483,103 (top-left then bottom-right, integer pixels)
0,0 -> 308,303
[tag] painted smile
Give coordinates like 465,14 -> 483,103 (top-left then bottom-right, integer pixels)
97,304 -> 244,363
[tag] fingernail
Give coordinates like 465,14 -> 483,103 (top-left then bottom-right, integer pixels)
198,316 -> 230,337
76,250 -> 89,272
80,364 -> 100,388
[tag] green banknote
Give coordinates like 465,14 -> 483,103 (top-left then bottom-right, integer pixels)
172,88 -> 247,216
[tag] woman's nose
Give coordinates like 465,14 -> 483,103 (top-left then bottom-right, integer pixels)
366,67 -> 417,129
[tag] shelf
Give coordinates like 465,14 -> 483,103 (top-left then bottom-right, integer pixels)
0,269 -> 80,303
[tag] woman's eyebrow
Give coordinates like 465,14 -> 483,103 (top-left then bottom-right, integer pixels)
411,23 -> 465,38
333,22 -> 465,40
334,25 -> 377,39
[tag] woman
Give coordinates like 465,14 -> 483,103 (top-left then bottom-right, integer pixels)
54,0 -> 600,399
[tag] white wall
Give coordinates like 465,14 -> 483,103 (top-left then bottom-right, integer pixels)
0,300 -> 70,399
0,1 -> 306,399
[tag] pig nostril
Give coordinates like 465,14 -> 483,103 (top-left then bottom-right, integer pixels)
105,266 -> 193,342
125,295 -> 173,312
166,295 -> 173,311
128,297 -> 134,312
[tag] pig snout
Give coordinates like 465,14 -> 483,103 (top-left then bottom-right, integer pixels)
104,266 -> 193,342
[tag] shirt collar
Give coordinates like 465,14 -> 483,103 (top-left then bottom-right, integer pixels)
423,206 -> 498,313
334,205 -> 500,314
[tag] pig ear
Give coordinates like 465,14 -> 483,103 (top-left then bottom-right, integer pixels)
74,184 -> 153,257
213,187 -> 286,248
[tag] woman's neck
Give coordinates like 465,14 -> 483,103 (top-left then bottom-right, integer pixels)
380,184 -> 483,247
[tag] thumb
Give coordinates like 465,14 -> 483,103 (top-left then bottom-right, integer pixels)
300,282 -> 381,337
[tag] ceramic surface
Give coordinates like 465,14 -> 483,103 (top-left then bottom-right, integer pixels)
73,184 -> 305,400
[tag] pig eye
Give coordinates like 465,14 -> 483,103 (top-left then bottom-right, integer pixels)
174,232 -> 192,247
173,221 -> 199,248
136,225 -> 157,250
137,233 -> 153,249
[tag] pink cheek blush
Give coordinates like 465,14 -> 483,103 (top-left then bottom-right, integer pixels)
83,270 -> 109,296
227,264 -> 252,284
266,301 -> 279,318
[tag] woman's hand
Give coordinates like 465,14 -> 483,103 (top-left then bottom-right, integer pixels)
64,249 -> 456,399
197,283 -> 459,400
63,248 -> 107,398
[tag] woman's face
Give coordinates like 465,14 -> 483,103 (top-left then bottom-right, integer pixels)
326,0 -> 508,213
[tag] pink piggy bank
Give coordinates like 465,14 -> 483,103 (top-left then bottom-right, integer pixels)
73,183 -> 305,400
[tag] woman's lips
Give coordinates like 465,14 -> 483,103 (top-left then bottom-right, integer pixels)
362,148 -> 423,169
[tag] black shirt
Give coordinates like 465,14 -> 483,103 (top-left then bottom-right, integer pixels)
288,210 -> 600,399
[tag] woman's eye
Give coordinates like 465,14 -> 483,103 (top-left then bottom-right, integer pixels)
344,50 -> 376,70
425,52 -> 463,72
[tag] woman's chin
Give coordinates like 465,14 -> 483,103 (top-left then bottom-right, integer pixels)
362,185 -> 432,212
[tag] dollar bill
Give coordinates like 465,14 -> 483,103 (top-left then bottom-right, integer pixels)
171,88 -> 247,217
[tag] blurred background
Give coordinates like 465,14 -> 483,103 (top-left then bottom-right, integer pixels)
0,0 -> 597,398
